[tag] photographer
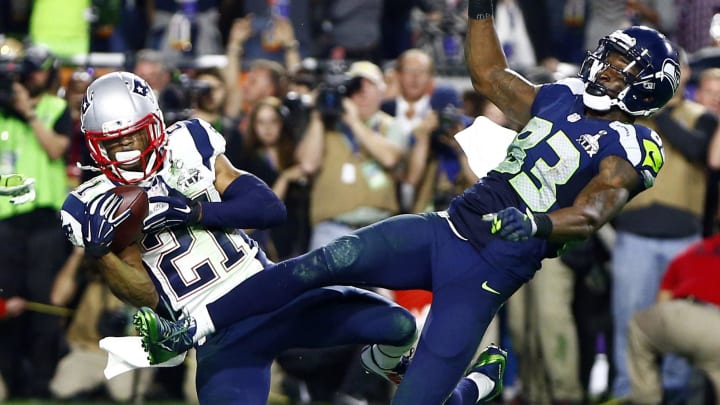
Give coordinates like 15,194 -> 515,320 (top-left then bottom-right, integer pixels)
298,60 -> 406,249
190,67 -> 241,140
406,85 -> 477,214
0,42 -> 73,398
284,60 -> 406,404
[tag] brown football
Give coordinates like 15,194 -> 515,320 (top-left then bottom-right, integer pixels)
109,185 -> 149,253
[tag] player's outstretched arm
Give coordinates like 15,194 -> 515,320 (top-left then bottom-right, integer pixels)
486,156 -> 639,242
465,0 -> 539,127
546,155 -> 639,240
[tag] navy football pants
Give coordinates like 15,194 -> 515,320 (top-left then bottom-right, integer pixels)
197,286 -> 416,404
208,212 -> 542,404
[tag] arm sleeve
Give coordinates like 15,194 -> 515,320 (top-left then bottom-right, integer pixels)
197,173 -> 287,230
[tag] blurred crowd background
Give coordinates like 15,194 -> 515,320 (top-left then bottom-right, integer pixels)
3,0 -> 720,404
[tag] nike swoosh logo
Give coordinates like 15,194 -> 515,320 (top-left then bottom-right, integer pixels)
177,206 -> 191,214
481,281 -> 501,295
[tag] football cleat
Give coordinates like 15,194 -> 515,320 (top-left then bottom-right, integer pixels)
469,344 -> 507,403
359,345 -> 413,385
133,306 -> 196,365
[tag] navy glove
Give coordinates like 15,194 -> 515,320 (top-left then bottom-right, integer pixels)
83,192 -> 131,257
143,193 -> 201,233
483,207 -> 552,241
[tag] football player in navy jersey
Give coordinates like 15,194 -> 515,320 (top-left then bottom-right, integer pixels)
134,0 -> 681,403
59,71 -> 426,404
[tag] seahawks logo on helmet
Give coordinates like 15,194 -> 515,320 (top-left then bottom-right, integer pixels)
661,59 -> 680,92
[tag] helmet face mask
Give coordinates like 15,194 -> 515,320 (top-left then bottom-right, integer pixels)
580,26 -> 680,117
81,72 -> 167,184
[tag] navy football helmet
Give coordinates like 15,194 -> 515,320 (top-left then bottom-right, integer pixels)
580,26 -> 680,117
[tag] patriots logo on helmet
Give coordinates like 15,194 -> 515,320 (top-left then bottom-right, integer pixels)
132,79 -> 151,97
81,93 -> 91,116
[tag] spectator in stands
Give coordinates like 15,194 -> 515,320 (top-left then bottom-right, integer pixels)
380,48 -> 437,212
698,68 -> 720,235
299,60 -> 405,249
190,67 -> 241,138
228,97 -> 310,260
60,69 -> 95,188
238,59 -> 289,133
610,48 -> 716,402
132,49 -> 186,123
49,261 -> 154,402
626,234 -> 720,405
0,43 -> 72,399
223,15 -> 299,129
694,68 -> 720,116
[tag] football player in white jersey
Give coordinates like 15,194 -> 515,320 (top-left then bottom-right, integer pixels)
59,71 -> 424,403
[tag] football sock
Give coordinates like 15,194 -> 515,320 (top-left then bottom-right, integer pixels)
371,329 -> 416,369
467,372 -> 495,403
193,306 -> 215,343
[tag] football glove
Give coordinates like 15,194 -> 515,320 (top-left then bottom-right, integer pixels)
483,207 -> 552,241
143,193 -> 201,233
83,192 -> 131,257
0,174 -> 36,205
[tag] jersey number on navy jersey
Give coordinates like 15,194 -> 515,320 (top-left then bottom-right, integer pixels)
496,117 -> 581,212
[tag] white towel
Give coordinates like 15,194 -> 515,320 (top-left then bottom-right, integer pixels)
454,116 -> 516,178
99,336 -> 186,379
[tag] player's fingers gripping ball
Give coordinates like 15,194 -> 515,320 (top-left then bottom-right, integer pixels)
83,192 -> 132,257
143,195 -> 200,233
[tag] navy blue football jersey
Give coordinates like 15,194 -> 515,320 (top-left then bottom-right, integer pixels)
448,78 -> 664,254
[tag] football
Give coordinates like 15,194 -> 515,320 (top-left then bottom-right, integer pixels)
109,185 -> 149,253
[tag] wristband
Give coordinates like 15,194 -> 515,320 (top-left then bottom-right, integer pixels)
468,0 -> 494,20
532,213 -> 553,238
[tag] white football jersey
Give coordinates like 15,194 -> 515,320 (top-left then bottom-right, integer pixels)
61,118 -> 267,316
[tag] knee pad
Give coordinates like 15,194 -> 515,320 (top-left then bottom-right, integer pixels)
392,307 -> 419,344
320,235 -> 363,271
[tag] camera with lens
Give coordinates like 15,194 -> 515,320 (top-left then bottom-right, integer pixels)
0,37 -> 26,109
162,73 -> 214,124
0,60 -> 24,108
283,91 -> 314,140
436,104 -> 463,135
316,61 -> 368,129
315,61 -> 350,121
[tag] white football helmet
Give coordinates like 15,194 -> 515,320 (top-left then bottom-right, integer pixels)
81,71 -> 167,184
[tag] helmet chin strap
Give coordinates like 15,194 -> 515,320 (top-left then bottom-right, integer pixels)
582,91 -> 614,112
583,81 -> 621,113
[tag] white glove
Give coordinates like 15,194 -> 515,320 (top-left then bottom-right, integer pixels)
0,174 -> 36,205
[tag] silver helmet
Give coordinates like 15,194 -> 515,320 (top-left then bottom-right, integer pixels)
81,71 -> 167,184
